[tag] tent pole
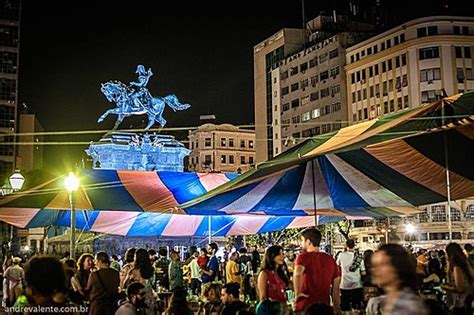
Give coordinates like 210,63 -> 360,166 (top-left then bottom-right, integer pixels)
311,159 -> 319,226
441,101 -> 453,241
208,216 -> 212,244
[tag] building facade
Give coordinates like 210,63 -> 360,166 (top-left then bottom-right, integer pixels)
187,123 -> 255,174
17,113 -> 43,172
254,14 -> 375,161
0,0 -> 20,183
254,28 -> 307,163
345,16 -> 474,123
350,199 -> 474,250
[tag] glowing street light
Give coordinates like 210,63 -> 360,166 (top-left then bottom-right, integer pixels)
9,170 -> 25,191
64,172 -> 79,259
405,223 -> 416,234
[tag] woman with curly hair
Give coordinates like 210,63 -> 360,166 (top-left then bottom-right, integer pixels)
130,248 -> 157,315
120,247 -> 136,291
70,253 -> 94,303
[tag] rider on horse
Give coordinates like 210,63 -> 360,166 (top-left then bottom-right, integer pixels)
129,65 -> 153,111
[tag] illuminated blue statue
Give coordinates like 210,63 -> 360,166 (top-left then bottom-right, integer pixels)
98,65 -> 190,130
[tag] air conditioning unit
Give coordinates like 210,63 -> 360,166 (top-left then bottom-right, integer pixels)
361,79 -> 366,84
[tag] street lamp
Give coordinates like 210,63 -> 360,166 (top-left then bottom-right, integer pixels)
9,170 -> 25,191
64,172 -> 79,259
405,223 -> 416,245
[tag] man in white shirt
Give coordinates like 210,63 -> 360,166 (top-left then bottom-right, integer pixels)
336,239 -> 366,313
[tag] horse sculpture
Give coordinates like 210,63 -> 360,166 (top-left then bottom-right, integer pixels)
97,66 -> 190,130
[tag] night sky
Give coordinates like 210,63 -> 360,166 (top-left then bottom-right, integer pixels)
17,0 -> 472,172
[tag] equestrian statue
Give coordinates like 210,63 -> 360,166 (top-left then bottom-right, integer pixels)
98,65 -> 190,130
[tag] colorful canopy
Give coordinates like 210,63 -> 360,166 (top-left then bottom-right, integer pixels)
0,208 -> 334,236
181,93 -> 474,217
0,170 -> 238,213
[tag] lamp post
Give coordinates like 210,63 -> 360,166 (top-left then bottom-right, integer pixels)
5,170 -> 25,255
406,223 -> 416,245
64,172 -> 79,259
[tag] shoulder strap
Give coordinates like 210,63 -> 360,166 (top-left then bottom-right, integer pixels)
95,270 -> 115,297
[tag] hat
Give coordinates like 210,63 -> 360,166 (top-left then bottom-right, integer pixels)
12,257 -> 22,264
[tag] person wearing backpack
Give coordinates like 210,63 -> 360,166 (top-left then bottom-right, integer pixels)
336,239 -> 366,313
86,252 -> 120,315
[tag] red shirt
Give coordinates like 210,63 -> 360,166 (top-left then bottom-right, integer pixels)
265,270 -> 287,303
197,256 -> 208,268
295,251 -> 340,312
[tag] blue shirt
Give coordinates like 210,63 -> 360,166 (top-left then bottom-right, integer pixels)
202,256 -> 218,283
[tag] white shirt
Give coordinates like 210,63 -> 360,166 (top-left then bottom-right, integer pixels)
336,251 -> 365,289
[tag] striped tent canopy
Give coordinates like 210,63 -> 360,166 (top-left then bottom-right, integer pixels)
0,170 -> 238,213
181,93 -> 474,218
0,208 -> 345,236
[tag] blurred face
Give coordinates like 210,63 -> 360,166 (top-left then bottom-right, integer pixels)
200,250 -> 207,257
220,288 -> 232,305
83,257 -> 93,270
274,250 -> 284,266
132,289 -> 147,307
207,288 -> 218,303
371,251 -> 398,288
301,237 -> 311,251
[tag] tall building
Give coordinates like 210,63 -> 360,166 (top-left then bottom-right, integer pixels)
345,16 -> 474,123
254,29 -> 307,163
0,0 -> 20,184
254,14 -> 375,161
187,123 -> 255,174
17,112 -> 43,171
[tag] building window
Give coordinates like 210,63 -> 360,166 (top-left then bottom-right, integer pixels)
330,66 -> 339,77
420,68 -> 441,82
329,49 -> 339,59
291,83 -> 299,92
204,155 -> 212,165
241,156 -> 246,164
221,138 -> 226,146
319,53 -> 328,63
300,62 -> 308,72
351,73 -> 355,84
374,45 -> 378,54
291,99 -> 300,108
455,46 -> 463,58
386,39 -> 391,49
394,36 -> 399,45
205,138 -> 212,147
290,66 -> 298,76
221,155 -> 226,164
419,47 -> 439,60
282,103 -> 290,111
310,75 -> 318,86
374,64 -> 379,75
367,47 -> 372,55
350,55 -> 355,63
331,102 -> 341,112
302,111 -> 311,122
311,108 -> 321,118
196,140 -> 199,148
321,88 -> 330,98
310,91 -> 319,101
387,59 -> 392,71
352,91 -> 356,103
229,155 -> 234,164
281,86 -> 289,95
280,71 -> 288,80
389,100 -> 394,112
0,78 -> 16,102
301,95 -> 310,105
291,116 -> 300,124
466,205 -> 474,220
249,156 -> 254,165
249,140 -> 254,149
401,54 -> 407,66
301,79 -> 309,89
320,71 -> 329,81
451,208 -> 462,221
465,47 -> 472,58
240,139 -> 245,148
417,27 -> 427,37
402,74 -> 408,87
418,207 -> 429,222
404,95 -> 409,108
454,26 -> 461,34
428,26 -> 438,35
457,68 -> 466,82
466,68 -> 473,80
421,90 -> 442,102
431,205 -> 446,222
400,34 -> 405,43
229,138 -> 234,147
309,58 -> 318,68
330,85 -> 340,96
381,42 -> 385,51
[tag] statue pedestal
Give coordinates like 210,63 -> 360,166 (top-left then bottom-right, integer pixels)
85,132 -> 190,172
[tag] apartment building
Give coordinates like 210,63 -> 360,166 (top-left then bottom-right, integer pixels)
345,16 -> 474,123
187,123 -> 255,174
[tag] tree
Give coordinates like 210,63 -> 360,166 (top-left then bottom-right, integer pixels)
335,220 -> 353,241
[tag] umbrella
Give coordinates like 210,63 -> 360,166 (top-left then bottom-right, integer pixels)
181,92 -> 474,218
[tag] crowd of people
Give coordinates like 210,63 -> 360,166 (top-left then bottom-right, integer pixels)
0,227 -> 473,315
